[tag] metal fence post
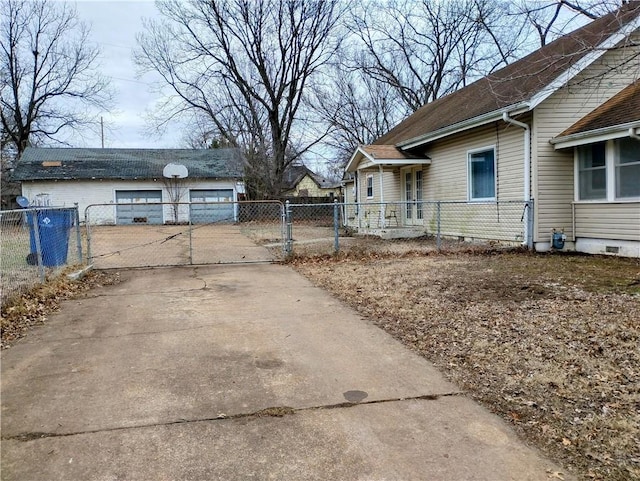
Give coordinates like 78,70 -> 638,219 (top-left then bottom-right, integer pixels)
85,207 -> 92,263
333,199 -> 340,254
74,204 -> 83,263
436,201 -> 442,251
31,209 -> 46,282
285,200 -> 293,256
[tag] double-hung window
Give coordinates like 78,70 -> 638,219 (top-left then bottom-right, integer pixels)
577,142 -> 606,200
366,174 -> 374,198
616,138 -> 640,199
468,147 -> 496,201
576,137 -> 640,201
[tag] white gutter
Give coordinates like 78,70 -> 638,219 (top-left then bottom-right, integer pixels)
502,112 -> 532,248
398,102 -> 529,150
551,121 -> 640,149
630,126 -> 640,140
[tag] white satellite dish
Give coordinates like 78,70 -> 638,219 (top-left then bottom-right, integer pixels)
163,163 -> 189,178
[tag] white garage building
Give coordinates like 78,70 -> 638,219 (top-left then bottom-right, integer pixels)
12,148 -> 245,225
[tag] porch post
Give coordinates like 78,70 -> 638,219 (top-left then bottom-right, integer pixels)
379,164 -> 385,228
356,169 -> 362,229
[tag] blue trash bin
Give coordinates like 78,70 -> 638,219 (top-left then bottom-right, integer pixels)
26,209 -> 74,266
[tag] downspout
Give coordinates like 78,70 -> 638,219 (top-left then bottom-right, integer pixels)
379,164 -> 385,227
502,112 -> 532,249
630,127 -> 640,140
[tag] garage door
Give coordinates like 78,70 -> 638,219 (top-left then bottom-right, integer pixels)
116,190 -> 163,225
190,189 -> 234,224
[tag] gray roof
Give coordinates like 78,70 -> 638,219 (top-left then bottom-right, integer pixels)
12,148 -> 244,181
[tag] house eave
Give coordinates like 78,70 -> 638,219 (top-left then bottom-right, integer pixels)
346,146 -> 431,172
345,146 -> 373,172
551,121 -> 640,149
395,14 -> 640,152
367,158 -> 432,167
397,103 -> 530,150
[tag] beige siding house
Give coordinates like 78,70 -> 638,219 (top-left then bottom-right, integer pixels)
281,164 -> 340,199
345,4 -> 640,257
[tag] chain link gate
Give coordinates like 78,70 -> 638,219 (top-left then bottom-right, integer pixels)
84,201 -> 285,268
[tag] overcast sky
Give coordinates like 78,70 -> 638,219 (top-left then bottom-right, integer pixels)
73,0 -> 184,149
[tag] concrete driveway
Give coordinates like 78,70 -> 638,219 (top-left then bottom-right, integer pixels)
87,224 -> 279,268
1,264 -> 572,480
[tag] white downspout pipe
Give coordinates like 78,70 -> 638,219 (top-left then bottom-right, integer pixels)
502,112 -> 532,249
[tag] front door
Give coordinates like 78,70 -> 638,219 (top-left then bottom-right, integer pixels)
401,167 -> 423,226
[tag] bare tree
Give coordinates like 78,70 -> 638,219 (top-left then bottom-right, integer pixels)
512,0 -> 623,47
136,0 -> 344,199
311,60 -> 406,168
163,176 -> 190,224
348,0 -> 526,113
0,134 -> 19,208
0,0 -> 112,154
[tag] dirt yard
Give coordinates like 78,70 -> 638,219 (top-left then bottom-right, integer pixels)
293,250 -> 640,481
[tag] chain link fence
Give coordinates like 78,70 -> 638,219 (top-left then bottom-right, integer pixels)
1,206 -> 83,304
84,201 -> 285,268
1,200 -> 532,300
286,200 -> 533,257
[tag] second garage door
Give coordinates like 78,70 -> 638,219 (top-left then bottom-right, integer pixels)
190,189 -> 234,224
116,190 -> 163,225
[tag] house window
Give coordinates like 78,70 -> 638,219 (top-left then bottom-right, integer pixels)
468,148 -> 495,201
366,174 -> 373,198
578,142 -> 606,200
576,138 -> 640,201
616,137 -> 640,199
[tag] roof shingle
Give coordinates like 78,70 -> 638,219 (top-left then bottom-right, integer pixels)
359,145 -> 409,160
374,2 -> 640,147
12,148 -> 244,181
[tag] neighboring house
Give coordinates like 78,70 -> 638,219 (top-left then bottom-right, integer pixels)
12,148 -> 245,225
345,3 -> 640,257
282,164 -> 341,199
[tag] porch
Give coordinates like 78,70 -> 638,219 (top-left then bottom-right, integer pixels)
345,144 -> 432,232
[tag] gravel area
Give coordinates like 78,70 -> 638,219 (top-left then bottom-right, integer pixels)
293,250 -> 640,481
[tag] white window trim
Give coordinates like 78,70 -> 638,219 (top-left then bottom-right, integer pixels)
574,138 -> 640,203
614,138 -> 640,201
366,174 -> 374,199
467,145 -> 497,202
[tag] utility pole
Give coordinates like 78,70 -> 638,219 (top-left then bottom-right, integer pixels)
101,117 -> 104,148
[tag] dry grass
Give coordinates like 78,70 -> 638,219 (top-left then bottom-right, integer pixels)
292,249 -> 640,481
